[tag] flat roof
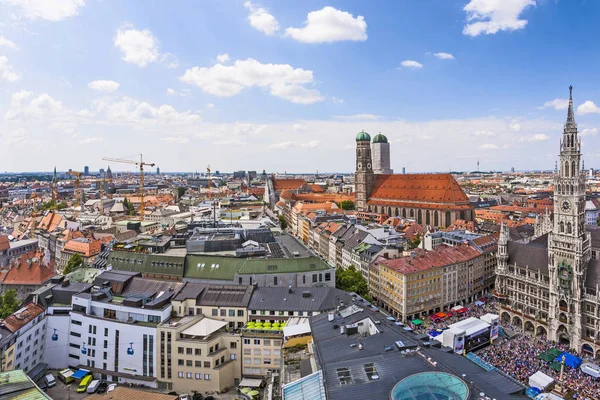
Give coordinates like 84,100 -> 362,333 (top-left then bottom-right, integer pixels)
448,317 -> 490,337
181,317 -> 227,337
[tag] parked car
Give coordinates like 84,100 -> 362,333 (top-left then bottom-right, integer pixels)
179,394 -> 191,400
107,384 -> 117,393
97,382 -> 108,394
44,374 -> 56,388
87,379 -> 101,393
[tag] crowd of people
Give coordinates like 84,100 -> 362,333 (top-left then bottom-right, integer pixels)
406,299 -> 600,399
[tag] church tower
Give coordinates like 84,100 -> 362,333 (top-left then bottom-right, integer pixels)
547,85 -> 591,348
355,130 -> 375,211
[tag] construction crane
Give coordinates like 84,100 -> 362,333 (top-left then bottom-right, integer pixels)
29,192 -> 38,238
102,154 -> 155,220
68,170 -> 83,220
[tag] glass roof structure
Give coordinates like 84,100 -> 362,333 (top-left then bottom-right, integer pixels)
390,372 -> 469,400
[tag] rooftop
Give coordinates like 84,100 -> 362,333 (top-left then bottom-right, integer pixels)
248,287 -> 353,312
1,302 -> 45,333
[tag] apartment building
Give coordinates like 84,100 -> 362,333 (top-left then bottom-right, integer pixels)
241,328 -> 283,377
0,303 -> 46,374
157,315 -> 242,393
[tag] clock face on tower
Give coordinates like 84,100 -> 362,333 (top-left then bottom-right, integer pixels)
561,200 -> 571,212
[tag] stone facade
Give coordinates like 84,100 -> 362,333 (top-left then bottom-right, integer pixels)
495,87 -> 600,358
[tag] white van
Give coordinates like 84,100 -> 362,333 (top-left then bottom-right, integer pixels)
87,379 -> 100,394
44,374 -> 56,388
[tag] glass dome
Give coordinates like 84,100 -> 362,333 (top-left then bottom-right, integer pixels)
390,372 -> 469,400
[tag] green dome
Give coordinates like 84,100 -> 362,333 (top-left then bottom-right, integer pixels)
373,133 -> 388,143
355,130 -> 371,141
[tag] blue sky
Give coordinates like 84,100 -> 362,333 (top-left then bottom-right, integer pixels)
1,0 -> 600,173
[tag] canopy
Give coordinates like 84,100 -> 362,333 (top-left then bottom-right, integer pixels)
550,362 -> 562,372
526,388 -> 542,397
411,319 -> 423,325
457,307 -> 468,314
548,348 -> 562,357
538,352 -> 554,362
475,300 -> 485,306
581,362 -> 600,378
241,387 -> 252,394
555,352 -> 582,369
435,312 -> 447,318
429,330 -> 442,338
248,390 -> 260,396
528,371 -> 554,390
72,369 -> 90,380
239,378 -> 264,388
429,315 -> 441,321
451,305 -> 464,311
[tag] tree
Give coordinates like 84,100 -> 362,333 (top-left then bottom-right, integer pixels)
122,198 -> 136,215
339,200 -> 355,210
0,289 -> 20,319
408,234 -> 421,250
177,186 -> 186,198
336,266 -> 370,299
64,253 -> 84,275
278,214 -> 288,230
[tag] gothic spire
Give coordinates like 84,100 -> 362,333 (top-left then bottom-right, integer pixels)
567,85 -> 575,124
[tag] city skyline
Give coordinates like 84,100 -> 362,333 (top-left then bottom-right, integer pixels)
1,0 -> 600,172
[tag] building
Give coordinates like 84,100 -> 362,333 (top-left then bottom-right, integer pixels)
57,238 -> 102,270
67,271 -> 182,386
585,199 -> 600,225
0,237 -> 38,267
0,303 -> 46,374
156,315 -> 241,393
494,86 -> 600,356
354,131 -> 473,225
0,249 -> 56,300
371,133 -> 393,174
157,167 -> 161,175
0,369 -> 52,400
84,166 -> 89,176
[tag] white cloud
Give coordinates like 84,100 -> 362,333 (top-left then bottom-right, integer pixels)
0,56 -> 20,82
581,128 -> 598,137
331,96 -> 344,104
244,1 -> 279,35
479,143 -> 498,149
3,128 -> 27,146
216,53 -> 230,63
433,52 -> 454,60
0,35 -> 17,49
78,137 -> 103,144
474,130 -> 495,136
285,6 -> 367,43
161,136 -> 189,144
87,80 -> 120,93
166,88 -> 190,97
5,92 -> 62,120
270,141 -> 295,149
509,123 -> 521,132
270,139 -> 320,149
578,101 -> 600,115
114,27 -> 160,67
463,0 -> 536,37
180,58 -> 323,104
213,138 -> 246,147
303,140 -> 320,148
519,133 -> 549,142
206,103 -> 215,109
94,96 -> 201,125
334,114 -> 379,121
538,98 -> 569,110
399,60 -> 423,69
2,0 -> 85,21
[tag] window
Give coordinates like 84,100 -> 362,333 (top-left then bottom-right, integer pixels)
72,319 -> 82,326
253,358 -> 261,365
254,339 -> 261,345
89,325 -> 97,334
187,372 -> 193,379
195,361 -> 201,367
325,272 -> 331,281
196,308 -> 202,315
244,358 -> 251,364
244,339 -> 250,345
364,363 -> 379,381
274,276 -> 278,286
220,309 -> 226,317
188,308 -> 194,316
195,373 -> 202,380
264,359 -> 271,365
212,309 -> 218,316
195,349 -> 201,356
254,349 -> 261,355
204,374 -> 211,380
104,328 -> 108,336
104,340 -> 108,349
178,347 -> 184,354
178,372 -> 184,378
230,342 -> 237,349
178,360 -> 184,366
237,310 -> 244,317
264,339 -> 271,346
204,361 -> 210,368
231,354 -> 237,360
186,360 -> 192,367
148,315 -> 161,324
229,309 -> 235,317
337,367 -> 353,385
312,274 -> 318,283
186,348 -> 192,355
70,332 -> 81,338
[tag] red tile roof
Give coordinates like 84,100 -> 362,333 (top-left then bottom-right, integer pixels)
381,244 -> 482,275
38,212 -> 64,232
0,236 -> 9,252
272,179 -> 306,191
1,250 -> 55,286
368,174 -> 471,209
63,239 -> 102,258
1,302 -> 45,333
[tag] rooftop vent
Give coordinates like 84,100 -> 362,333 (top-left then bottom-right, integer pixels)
302,291 -> 311,298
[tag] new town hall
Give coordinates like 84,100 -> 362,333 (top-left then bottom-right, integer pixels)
495,86 -> 600,357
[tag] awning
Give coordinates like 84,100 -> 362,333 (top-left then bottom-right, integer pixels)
548,348 -> 562,357
539,352 -> 554,362
457,307 -> 468,314
451,305 -> 464,311
411,319 -> 423,325
429,315 -> 441,321
72,369 -> 90,380
435,312 -> 447,318
475,300 -> 485,306
239,378 -> 264,388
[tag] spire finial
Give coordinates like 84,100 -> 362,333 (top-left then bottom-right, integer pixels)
569,85 -> 573,100
567,85 -> 575,123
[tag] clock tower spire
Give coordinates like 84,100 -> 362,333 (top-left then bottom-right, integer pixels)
548,85 -> 590,348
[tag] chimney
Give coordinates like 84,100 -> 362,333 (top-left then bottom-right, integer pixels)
288,285 -> 293,294
61,279 -> 70,287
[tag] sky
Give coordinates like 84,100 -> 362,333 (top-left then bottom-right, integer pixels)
1,0 -> 600,174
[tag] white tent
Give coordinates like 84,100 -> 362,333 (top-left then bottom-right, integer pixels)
581,362 -> 600,378
529,370 -> 554,390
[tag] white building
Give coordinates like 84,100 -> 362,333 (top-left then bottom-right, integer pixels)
1,302 -> 47,374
